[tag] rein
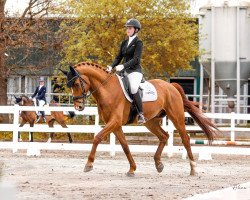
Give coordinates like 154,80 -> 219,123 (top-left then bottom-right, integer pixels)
89,72 -> 115,96
70,70 -> 115,102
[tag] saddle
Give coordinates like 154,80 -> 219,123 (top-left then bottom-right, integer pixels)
117,74 -> 157,124
117,74 -> 157,103
121,75 -> 144,100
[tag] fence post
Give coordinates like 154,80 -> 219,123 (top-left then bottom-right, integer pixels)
110,133 -> 116,157
29,132 -> 32,141
167,118 -> 174,158
230,112 -> 235,142
12,104 -> 19,153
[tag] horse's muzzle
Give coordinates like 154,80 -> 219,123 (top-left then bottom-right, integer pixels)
74,103 -> 85,111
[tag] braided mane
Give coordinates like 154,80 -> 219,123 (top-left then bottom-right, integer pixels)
74,62 -> 109,73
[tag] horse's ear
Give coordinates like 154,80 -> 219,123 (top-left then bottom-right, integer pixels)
59,69 -> 68,76
69,66 -> 77,76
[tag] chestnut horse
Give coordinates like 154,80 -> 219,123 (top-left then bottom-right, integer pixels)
14,95 -> 74,143
62,62 -> 218,176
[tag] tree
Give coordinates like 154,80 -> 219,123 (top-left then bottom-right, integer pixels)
59,0 -> 198,78
0,0 -> 7,106
0,0 -> 57,106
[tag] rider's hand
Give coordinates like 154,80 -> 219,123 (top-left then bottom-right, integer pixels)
106,65 -> 112,73
116,64 -> 124,72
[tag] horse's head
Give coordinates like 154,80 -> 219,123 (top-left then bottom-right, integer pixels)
61,66 -> 90,111
14,95 -> 33,106
14,95 -> 22,105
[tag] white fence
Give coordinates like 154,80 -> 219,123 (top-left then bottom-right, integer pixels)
0,105 -> 250,157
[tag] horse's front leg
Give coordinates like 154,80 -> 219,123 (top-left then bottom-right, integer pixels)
113,127 -> 136,177
47,118 -> 55,143
84,120 -> 118,173
18,119 -> 27,142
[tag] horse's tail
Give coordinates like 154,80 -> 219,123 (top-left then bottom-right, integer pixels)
68,111 -> 76,118
171,82 -> 219,143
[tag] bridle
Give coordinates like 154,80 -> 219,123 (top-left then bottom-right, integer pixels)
67,72 -> 89,102
68,69 -> 114,103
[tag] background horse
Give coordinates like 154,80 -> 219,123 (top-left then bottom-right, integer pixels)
14,95 -> 75,143
62,62 -> 219,177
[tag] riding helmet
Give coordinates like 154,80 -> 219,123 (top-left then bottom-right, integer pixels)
125,18 -> 141,30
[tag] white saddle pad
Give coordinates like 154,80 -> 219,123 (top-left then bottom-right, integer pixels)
116,74 -> 157,103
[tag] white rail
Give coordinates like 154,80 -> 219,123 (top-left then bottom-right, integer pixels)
0,105 -> 250,156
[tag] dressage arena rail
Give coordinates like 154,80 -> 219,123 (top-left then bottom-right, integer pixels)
0,105 -> 250,157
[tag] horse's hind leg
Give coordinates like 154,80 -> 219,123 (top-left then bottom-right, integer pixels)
56,120 -> 73,143
113,127 -> 136,177
30,123 -> 34,142
67,133 -> 73,143
145,118 -> 168,173
167,111 -> 197,175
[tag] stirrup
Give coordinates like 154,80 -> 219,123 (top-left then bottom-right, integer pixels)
138,113 -> 146,124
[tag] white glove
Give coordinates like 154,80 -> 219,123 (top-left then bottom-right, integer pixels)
116,64 -> 124,72
29,96 -> 32,99
106,65 -> 112,73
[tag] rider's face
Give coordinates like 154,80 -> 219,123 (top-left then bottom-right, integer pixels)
39,81 -> 44,86
126,26 -> 136,37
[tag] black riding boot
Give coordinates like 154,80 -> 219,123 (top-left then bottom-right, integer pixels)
41,111 -> 46,122
132,92 -> 146,124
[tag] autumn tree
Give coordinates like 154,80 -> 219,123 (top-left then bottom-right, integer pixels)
58,0 -> 198,78
0,0 -> 59,106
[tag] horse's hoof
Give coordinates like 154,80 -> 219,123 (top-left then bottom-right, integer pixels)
190,170 -> 198,176
156,163 -> 164,173
84,165 -> 93,172
126,171 -> 135,177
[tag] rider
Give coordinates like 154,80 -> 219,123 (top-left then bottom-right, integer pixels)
106,18 -> 146,124
31,76 -> 47,122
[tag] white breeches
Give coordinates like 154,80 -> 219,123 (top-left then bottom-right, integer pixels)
33,99 -> 46,115
38,100 -> 45,107
125,72 -> 143,94
33,99 -> 45,107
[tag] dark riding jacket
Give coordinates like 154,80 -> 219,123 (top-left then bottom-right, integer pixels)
111,36 -> 143,74
32,86 -> 46,102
